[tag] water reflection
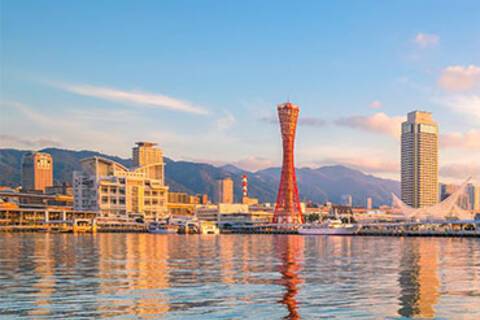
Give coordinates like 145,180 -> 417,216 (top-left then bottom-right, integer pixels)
96,234 -> 171,317
1,234 -> 479,319
398,239 -> 440,318
275,236 -> 304,319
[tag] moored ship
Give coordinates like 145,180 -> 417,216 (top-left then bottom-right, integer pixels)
299,219 -> 360,235
148,221 -> 178,234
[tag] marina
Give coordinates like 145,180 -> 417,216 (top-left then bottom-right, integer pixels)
1,207 -> 479,237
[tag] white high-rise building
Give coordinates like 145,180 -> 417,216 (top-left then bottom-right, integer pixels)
401,111 -> 439,208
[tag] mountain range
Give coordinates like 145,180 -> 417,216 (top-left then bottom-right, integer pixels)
0,148 -> 400,206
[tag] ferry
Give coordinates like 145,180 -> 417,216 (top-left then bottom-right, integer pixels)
147,221 -> 178,234
299,219 -> 360,235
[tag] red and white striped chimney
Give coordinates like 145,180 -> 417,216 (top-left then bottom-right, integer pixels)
242,175 -> 248,197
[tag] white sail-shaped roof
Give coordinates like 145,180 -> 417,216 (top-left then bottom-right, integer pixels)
392,178 -> 473,220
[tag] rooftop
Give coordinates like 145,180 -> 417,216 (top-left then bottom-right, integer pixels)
135,141 -> 157,147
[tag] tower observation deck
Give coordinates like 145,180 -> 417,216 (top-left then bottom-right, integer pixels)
273,102 -> 304,225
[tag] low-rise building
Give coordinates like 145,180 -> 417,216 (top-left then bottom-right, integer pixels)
167,192 -> 199,216
195,203 -> 273,225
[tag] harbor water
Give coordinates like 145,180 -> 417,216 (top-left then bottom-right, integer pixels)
1,234 -> 479,319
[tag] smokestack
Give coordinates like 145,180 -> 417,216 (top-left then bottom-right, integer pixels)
242,175 -> 248,197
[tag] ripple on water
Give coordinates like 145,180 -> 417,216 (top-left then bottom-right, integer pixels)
0,234 -> 479,319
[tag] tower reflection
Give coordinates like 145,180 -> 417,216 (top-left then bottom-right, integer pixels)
275,235 -> 305,320
398,239 -> 439,318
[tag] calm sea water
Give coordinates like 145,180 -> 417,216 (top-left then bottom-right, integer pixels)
0,234 -> 479,319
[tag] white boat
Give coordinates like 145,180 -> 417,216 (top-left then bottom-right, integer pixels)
299,219 -> 360,235
148,222 -> 178,234
200,221 -> 220,235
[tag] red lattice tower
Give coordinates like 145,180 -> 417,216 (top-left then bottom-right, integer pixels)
273,102 -> 304,224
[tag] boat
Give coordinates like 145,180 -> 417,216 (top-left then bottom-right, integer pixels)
72,218 -> 97,233
177,221 -> 201,234
298,219 -> 360,235
148,221 -> 178,234
200,221 -> 220,235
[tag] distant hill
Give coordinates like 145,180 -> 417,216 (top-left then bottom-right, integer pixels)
0,148 -> 399,206
255,166 -> 400,206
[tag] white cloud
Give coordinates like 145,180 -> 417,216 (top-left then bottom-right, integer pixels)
1,100 -> 133,156
335,112 -> 405,139
231,156 -> 277,172
369,100 -> 382,109
414,33 -> 439,48
441,129 -> 480,150
49,81 -> 209,115
0,134 -> 62,149
438,65 -> 480,92
436,94 -> 480,122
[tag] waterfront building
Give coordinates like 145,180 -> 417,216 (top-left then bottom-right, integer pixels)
45,183 -> 73,196
440,183 -> 458,201
401,111 -> 439,208
344,195 -> 353,207
0,207 -> 96,228
73,142 -> 168,221
274,102 -> 304,224
467,183 -> 480,211
199,193 -> 209,204
242,196 -> 259,206
167,192 -> 199,216
21,151 -> 53,192
367,197 -> 373,210
195,203 -> 273,224
304,205 -> 330,220
216,177 -> 234,204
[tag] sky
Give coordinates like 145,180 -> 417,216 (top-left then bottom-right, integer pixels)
1,0 -> 479,182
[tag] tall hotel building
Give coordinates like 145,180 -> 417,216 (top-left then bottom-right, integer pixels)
217,177 -> 234,204
21,151 -> 53,192
401,111 -> 439,208
73,142 -> 168,221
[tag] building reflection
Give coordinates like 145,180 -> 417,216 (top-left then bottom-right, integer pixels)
96,234 -> 171,317
29,233 -> 55,318
398,239 -> 439,318
275,235 -> 305,320
220,235 -> 235,284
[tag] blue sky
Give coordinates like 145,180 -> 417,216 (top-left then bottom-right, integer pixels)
1,1 -> 479,182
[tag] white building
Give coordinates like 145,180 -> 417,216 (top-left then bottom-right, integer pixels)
195,203 -> 273,224
73,142 -> 168,222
